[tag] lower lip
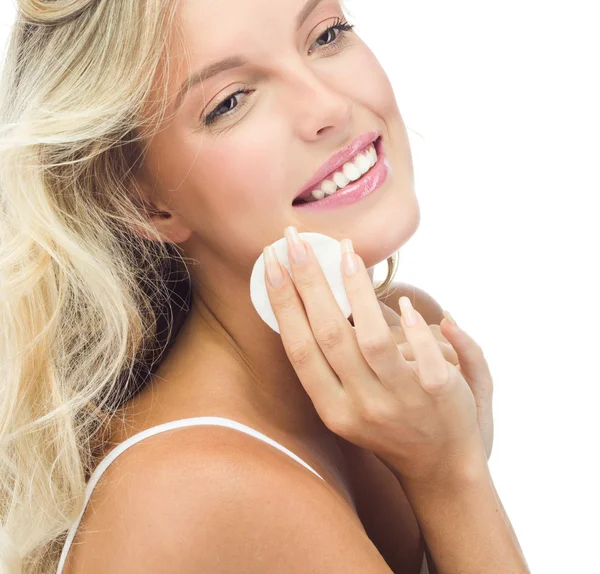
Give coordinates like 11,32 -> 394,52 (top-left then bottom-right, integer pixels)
293,137 -> 389,211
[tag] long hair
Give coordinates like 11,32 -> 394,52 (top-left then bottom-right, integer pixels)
0,1 -> 399,572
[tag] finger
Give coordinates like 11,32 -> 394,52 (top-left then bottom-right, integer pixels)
391,324 -> 445,346
283,229 -> 378,393
398,341 -> 459,366
340,239 -> 419,395
440,342 -> 459,365
428,324 -> 451,345
390,326 -> 406,345
398,296 -> 449,392
349,305 -> 394,327
425,325 -> 459,364
440,315 -> 494,402
392,324 -> 458,362
378,300 -> 403,327
263,245 -> 347,422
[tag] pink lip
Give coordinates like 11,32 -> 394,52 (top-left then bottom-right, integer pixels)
294,130 -> 381,203
293,136 -> 389,211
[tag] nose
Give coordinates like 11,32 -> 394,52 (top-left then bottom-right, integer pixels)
284,65 -> 352,141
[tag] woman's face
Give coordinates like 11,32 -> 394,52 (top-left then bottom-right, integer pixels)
141,0 -> 419,274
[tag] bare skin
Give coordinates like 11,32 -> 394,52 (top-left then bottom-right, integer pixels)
102,275 -> 438,572
81,0 -> 437,570
116,0 -> 420,492
108,270 -> 438,506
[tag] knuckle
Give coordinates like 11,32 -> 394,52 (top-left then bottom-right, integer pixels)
292,271 -> 319,291
314,319 -> 344,350
358,333 -> 392,359
270,292 -> 297,316
286,338 -> 312,367
398,344 -> 414,360
324,408 -> 352,435
354,395 -> 388,425
423,365 -> 452,394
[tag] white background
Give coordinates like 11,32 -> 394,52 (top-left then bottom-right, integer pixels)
1,1 -> 598,572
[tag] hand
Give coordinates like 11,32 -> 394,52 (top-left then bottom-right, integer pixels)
377,300 -> 494,461
264,230 -> 489,484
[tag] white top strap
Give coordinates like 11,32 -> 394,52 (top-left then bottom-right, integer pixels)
56,416 -> 325,573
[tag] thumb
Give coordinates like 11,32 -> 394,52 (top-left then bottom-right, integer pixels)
440,311 -> 494,403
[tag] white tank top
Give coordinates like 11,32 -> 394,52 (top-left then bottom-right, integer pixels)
55,416 -> 326,574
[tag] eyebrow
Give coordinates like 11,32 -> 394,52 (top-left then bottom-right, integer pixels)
172,0 -> 326,113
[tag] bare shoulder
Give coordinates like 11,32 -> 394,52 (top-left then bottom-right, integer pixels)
65,425 -> 394,574
378,281 -> 445,325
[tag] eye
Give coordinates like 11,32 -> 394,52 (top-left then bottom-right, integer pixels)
203,87 -> 253,127
309,17 -> 355,55
201,18 -> 355,127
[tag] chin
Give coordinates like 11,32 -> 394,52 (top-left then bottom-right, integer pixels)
349,184 -> 420,270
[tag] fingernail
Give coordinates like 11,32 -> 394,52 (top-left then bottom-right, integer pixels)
443,310 -> 458,327
341,238 -> 358,276
285,226 -> 307,265
264,246 -> 284,287
399,296 -> 418,327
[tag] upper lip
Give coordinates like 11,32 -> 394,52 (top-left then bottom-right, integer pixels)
293,131 -> 381,203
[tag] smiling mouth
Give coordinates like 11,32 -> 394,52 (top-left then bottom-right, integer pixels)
293,136 -> 382,206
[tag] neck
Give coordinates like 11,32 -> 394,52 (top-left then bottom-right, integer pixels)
144,262 -> 377,441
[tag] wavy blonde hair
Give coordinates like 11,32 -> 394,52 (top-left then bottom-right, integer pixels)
0,1 -> 399,572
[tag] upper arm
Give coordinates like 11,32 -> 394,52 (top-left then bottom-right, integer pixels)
378,282 -> 445,326
66,428 -> 395,574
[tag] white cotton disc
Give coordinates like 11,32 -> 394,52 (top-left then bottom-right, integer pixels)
250,232 -> 352,334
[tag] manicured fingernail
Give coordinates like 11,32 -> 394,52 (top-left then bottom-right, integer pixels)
264,246 -> 284,287
399,296 -> 418,327
285,226 -> 307,265
443,310 -> 458,327
341,238 -> 357,276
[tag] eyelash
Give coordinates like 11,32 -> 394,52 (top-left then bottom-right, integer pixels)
203,17 -> 355,127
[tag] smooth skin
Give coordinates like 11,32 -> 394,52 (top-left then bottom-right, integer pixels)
378,300 -> 494,463
266,228 -> 483,483
62,233 -> 505,574
263,227 -> 529,573
62,0 -> 497,570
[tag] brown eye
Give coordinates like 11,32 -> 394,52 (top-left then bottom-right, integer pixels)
203,88 -> 253,127
316,26 -> 341,46
309,18 -> 355,55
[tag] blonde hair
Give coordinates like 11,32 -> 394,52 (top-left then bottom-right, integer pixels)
0,1 -> 398,572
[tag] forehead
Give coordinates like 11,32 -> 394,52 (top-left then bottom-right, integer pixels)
175,0 -> 339,61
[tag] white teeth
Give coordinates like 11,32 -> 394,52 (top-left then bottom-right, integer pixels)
311,187 -> 325,200
343,162 -> 362,182
321,179 -> 337,196
368,145 -> 377,167
355,152 -> 372,175
333,171 -> 350,189
307,141 -> 379,203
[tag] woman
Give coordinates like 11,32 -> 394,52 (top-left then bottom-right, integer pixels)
0,0 -> 529,572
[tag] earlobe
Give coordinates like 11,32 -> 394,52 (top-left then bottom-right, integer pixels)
142,210 -> 193,245
158,219 -> 193,244
130,174 -> 192,245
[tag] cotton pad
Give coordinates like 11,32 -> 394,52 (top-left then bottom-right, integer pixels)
250,232 -> 352,334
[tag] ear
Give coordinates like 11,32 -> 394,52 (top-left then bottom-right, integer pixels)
130,170 -> 193,245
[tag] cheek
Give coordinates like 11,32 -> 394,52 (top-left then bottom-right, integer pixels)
157,123 -> 290,257
196,134 -> 285,212
152,128 -> 283,216
346,46 -> 398,118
